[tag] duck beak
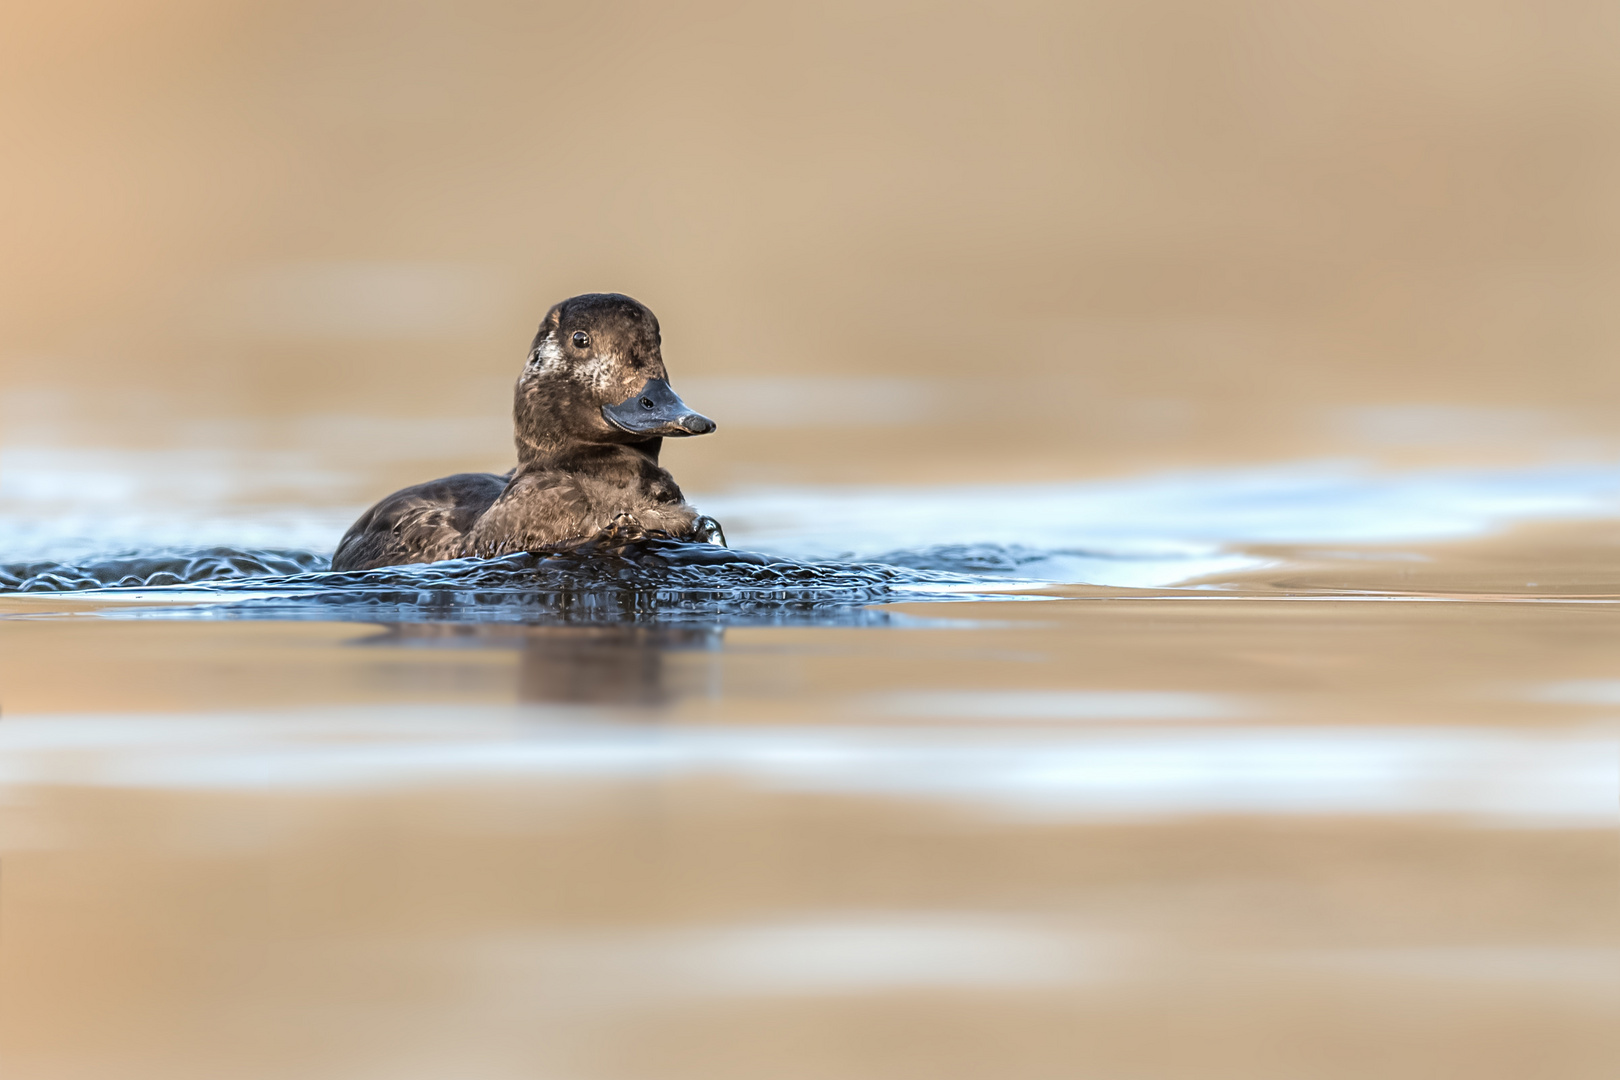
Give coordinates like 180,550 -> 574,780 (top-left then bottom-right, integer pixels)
602,378 -> 717,437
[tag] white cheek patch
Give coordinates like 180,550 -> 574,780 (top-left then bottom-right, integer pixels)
576,353 -> 623,395
526,338 -> 633,398
528,337 -> 566,374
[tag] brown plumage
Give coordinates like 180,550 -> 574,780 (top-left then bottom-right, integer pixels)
331,293 -> 718,572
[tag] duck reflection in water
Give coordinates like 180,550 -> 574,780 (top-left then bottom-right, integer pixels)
359,623 -> 722,707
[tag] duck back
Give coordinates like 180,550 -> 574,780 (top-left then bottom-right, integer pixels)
331,472 -> 508,572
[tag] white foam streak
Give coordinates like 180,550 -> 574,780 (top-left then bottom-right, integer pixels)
1,708 -> 1612,827
702,461 -> 1620,561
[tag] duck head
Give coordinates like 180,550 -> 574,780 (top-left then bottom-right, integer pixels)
514,293 -> 715,462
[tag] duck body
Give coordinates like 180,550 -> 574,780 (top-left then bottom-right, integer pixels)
331,293 -> 717,573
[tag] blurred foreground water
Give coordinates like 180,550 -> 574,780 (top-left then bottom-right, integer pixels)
1,398 -> 1616,1080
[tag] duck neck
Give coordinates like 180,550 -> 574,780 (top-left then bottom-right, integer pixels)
514,437 -> 663,475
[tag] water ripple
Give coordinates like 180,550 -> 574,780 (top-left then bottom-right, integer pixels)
0,547 -> 328,592
1,539 -> 1013,625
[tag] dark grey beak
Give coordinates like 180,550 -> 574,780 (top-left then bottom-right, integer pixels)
602,378 -> 716,437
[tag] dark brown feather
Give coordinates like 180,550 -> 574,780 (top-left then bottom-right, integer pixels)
331,473 -> 508,572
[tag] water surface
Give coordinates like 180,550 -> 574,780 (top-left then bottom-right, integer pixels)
3,439 -> 1617,1080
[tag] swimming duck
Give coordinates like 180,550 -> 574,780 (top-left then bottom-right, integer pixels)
330,293 -> 718,572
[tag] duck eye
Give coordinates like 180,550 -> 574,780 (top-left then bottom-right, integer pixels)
571,331 -> 590,349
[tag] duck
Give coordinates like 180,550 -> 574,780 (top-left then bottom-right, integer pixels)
330,292 -> 718,573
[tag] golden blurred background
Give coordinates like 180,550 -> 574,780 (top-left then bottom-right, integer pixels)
5,0 -> 1619,492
